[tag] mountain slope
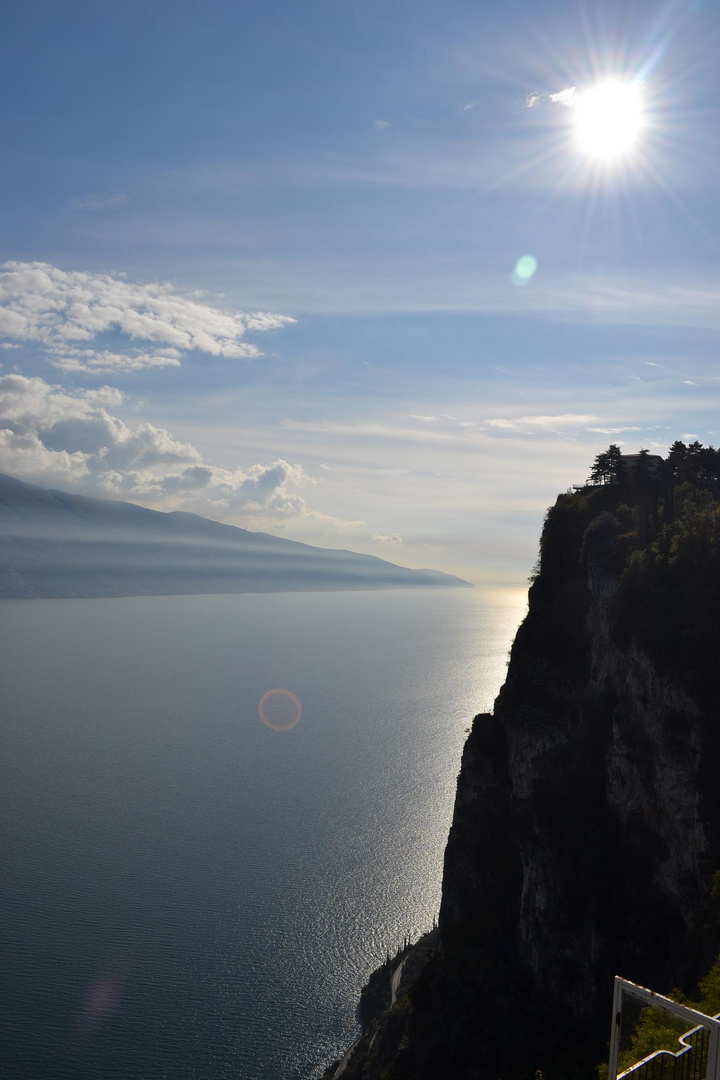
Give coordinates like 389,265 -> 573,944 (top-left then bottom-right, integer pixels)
0,473 -> 470,598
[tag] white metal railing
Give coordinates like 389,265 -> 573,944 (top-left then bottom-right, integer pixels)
609,978 -> 720,1080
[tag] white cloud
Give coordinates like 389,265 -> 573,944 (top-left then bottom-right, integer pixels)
0,262 -> 295,373
374,119 -> 394,130
372,532 -> 403,543
284,412 -> 597,446
587,426 -> 641,435
0,373 -> 318,522
94,458 -> 309,517
0,373 -> 122,431
50,346 -> 183,374
549,87 -> 576,107
525,87 -> 576,110
485,413 -> 596,433
439,413 -> 475,428
0,428 -> 91,485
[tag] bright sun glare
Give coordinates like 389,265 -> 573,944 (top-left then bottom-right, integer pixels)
573,81 -> 644,161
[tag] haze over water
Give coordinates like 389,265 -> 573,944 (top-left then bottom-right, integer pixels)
0,587 -> 524,1080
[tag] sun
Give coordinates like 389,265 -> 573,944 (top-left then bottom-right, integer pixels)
573,80 -> 644,162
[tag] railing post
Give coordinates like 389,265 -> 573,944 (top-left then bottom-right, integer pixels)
706,1024 -> 720,1080
609,976 -> 624,1080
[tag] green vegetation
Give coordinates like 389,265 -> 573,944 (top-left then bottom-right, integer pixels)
576,440 -> 720,703
589,443 -> 624,485
587,444 -> 720,703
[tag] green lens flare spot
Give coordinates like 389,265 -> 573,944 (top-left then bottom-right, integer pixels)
512,255 -> 538,286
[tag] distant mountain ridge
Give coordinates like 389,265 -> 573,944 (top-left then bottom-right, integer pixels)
0,472 -> 470,598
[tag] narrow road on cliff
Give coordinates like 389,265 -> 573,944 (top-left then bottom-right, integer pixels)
331,1039 -> 359,1079
332,954 -> 407,1079
390,957 -> 406,1008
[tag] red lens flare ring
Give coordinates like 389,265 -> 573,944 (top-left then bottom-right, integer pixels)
258,688 -> 302,732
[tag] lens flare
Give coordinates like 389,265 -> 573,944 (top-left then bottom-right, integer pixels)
76,964 -> 127,1038
574,80 -> 643,161
512,254 -> 538,287
258,688 -> 302,732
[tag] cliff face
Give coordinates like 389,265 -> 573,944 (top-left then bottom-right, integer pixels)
334,486 -> 720,1080
444,570 -> 708,1007
436,489 -> 720,1076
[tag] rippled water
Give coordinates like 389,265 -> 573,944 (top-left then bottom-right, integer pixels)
0,587 -> 524,1080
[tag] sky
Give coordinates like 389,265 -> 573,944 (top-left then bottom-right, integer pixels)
2,0 -> 720,587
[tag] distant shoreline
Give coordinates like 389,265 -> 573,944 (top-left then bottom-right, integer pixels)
0,580 -> 473,602
0,471 -> 471,599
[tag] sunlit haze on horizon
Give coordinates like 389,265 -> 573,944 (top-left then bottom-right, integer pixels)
2,0 -> 720,587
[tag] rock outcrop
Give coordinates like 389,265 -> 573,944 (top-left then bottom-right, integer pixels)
332,484 -> 720,1080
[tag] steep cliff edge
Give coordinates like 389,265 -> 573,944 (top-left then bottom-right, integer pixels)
330,470 -> 720,1080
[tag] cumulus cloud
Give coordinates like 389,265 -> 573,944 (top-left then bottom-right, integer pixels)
96,457 -> 309,515
0,428 -> 91,486
0,373 -> 314,520
0,262 -> 295,373
372,533 -> 403,543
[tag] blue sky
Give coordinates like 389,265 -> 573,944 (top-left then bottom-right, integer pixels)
2,0 -> 720,586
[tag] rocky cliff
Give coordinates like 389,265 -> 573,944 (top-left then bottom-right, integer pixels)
329,479 -> 720,1080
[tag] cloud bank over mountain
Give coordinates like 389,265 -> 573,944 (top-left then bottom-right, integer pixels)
0,373 -> 314,519
0,471 -> 469,599
0,265 -> 338,525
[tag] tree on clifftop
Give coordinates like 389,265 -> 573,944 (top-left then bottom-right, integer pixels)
589,444 -> 623,485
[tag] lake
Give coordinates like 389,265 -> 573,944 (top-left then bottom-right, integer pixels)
0,587 -> 524,1080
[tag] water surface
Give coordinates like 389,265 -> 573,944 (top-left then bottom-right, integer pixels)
0,587 -> 524,1079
